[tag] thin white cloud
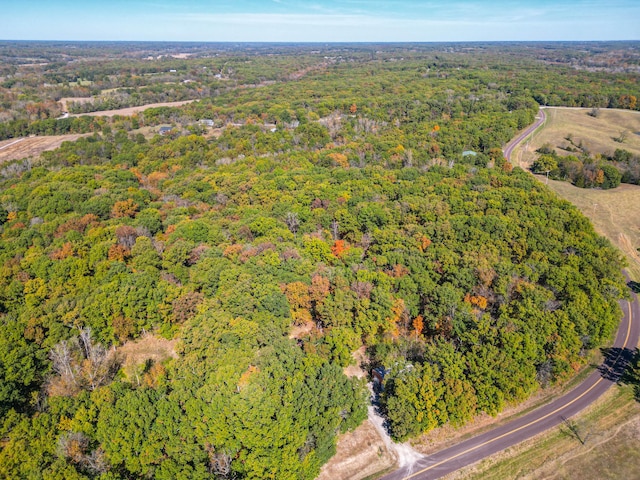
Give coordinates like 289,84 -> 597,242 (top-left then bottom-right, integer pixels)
176,12 -> 386,28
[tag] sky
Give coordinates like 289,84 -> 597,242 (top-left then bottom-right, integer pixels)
2,0 -> 639,42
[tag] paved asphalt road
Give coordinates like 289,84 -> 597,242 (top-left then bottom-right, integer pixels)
378,112 -> 639,479
381,291 -> 639,480
503,108 -> 546,163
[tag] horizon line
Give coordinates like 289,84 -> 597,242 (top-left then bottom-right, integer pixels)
1,39 -> 639,44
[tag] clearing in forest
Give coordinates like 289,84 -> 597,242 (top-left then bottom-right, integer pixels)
67,100 -> 196,117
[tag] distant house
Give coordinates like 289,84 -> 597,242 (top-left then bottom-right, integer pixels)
159,126 -> 173,136
169,69 -> 177,73
462,150 -> 478,157
199,119 -> 214,127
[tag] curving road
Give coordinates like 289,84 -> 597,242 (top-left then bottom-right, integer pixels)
381,291 -> 639,480
378,110 -> 639,479
503,108 -> 546,163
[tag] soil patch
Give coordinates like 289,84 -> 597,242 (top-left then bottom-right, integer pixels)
117,334 -> 178,370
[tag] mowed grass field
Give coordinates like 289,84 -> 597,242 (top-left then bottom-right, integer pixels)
446,109 -> 640,479
511,107 -> 640,169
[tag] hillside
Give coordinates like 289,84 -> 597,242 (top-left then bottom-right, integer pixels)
0,43 -> 636,479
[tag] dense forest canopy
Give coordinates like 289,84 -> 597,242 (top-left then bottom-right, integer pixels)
0,42 -> 633,478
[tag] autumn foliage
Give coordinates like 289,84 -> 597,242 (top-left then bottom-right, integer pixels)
111,199 -> 139,218
331,239 -> 349,257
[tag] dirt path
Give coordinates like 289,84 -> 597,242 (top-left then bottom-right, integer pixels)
0,138 -> 25,151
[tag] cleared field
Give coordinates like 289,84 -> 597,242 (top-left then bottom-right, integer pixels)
0,134 -> 89,163
68,99 -> 196,117
510,107 -> 640,278
511,107 -> 640,169
59,96 -> 93,112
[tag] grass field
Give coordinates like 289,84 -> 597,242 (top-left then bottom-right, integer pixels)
542,178 -> 640,281
510,107 -> 640,279
511,107 -> 640,170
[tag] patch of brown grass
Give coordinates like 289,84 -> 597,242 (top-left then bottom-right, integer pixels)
117,333 -> 178,371
0,134 -> 89,163
317,420 -> 396,480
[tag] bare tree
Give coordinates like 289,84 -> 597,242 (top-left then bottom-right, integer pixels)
50,340 -> 80,388
58,432 -> 109,474
206,444 -> 233,477
79,327 -> 114,391
560,416 -> 590,445
285,212 -> 300,237
614,130 -> 629,143
331,219 -> 340,241
587,107 -> 601,118
48,328 -> 118,396
58,431 -> 90,463
81,447 -> 110,475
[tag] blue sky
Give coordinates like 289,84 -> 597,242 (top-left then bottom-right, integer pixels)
2,1 -> 639,42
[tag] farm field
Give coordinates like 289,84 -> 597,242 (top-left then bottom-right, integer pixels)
0,134 -> 89,163
67,100 -> 196,117
507,107 -> 640,279
544,179 -> 640,280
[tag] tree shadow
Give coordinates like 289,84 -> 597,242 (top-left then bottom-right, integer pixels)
627,280 -> 640,294
620,348 -> 640,402
559,415 -> 589,445
599,346 -> 634,382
